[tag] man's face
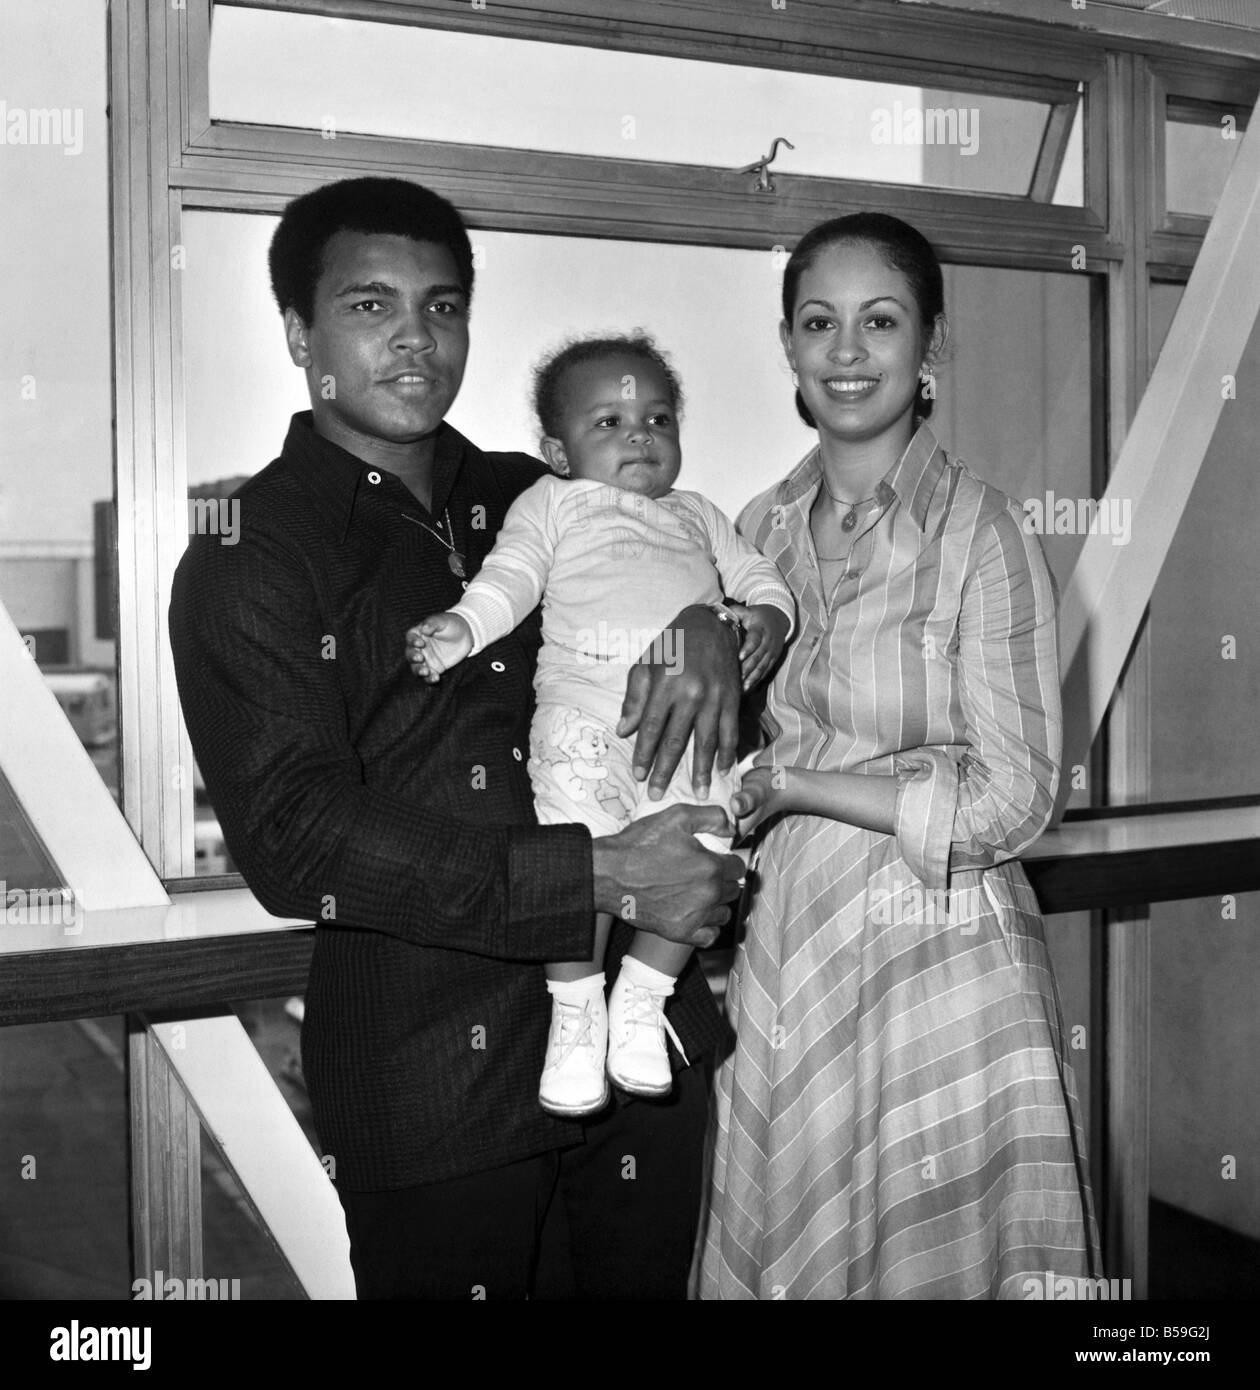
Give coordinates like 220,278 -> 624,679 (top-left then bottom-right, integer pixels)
285,231 -> 469,456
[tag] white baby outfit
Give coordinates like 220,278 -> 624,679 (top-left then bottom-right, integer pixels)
450,475 -> 794,837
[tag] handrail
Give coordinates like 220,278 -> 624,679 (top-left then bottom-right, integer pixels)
2,803 -> 1257,1028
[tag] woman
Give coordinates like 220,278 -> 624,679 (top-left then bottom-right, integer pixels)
700,214 -> 1100,1299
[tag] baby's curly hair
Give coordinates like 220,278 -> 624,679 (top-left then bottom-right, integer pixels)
532,333 -> 685,440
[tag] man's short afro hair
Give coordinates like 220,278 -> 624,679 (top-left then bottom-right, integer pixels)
268,176 -> 475,324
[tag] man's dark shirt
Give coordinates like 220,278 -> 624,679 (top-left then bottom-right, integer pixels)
168,412 -> 728,1189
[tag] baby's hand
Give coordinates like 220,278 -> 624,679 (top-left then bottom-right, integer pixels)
405,612 -> 474,683
730,603 -> 791,692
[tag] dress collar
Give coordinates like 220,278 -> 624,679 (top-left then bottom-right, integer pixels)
774,421 -> 947,533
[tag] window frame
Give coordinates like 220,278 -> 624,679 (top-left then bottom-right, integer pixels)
96,0 -> 1260,1298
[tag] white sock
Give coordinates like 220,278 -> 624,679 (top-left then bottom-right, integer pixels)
546,972 -> 605,1005
618,956 -> 677,996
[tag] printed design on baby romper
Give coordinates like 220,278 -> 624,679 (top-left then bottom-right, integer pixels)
570,486 -> 650,561
669,512 -> 709,553
529,707 -> 634,822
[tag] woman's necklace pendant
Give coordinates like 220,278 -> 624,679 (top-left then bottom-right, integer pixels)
841,508 -> 858,533
448,551 -> 466,578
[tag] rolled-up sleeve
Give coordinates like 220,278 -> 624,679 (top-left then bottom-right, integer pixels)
891,506 -> 1061,883
892,748 -> 959,890
951,506 -> 1061,868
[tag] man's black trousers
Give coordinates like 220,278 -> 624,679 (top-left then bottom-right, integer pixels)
337,1058 -> 711,1299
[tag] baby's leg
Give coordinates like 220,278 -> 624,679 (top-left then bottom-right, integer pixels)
528,702 -> 638,1116
625,930 -> 693,979
605,744 -> 740,1097
545,913 -> 615,983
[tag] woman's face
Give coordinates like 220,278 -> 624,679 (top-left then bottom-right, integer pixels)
781,240 -> 936,454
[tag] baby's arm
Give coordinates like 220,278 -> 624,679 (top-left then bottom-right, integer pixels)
693,496 -> 795,690
402,476 -> 560,682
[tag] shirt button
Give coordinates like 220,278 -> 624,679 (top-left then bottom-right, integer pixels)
366,470 -> 382,485
512,747 -> 523,762
490,660 -> 506,673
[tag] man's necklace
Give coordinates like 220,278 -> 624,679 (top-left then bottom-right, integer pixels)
402,508 -> 466,578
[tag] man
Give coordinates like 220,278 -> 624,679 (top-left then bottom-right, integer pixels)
169,177 -> 747,1299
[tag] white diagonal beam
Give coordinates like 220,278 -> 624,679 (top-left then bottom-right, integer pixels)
0,600 -> 169,910
147,1010 -> 356,1300
1058,95 -> 1260,797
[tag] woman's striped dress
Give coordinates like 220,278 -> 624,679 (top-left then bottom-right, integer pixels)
699,425 -> 1100,1300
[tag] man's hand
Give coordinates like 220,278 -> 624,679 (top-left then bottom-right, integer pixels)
592,804 -> 743,947
729,603 -> 791,693
405,612 -> 474,683
616,604 -> 741,800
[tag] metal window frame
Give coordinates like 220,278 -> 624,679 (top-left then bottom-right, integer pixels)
106,0 -> 1260,1298
118,0 -> 1127,882
1150,60 -> 1257,245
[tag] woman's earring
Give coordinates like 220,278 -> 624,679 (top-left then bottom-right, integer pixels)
918,364 -> 936,401
790,369 -> 799,387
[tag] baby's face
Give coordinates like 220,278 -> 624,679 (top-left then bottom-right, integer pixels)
549,354 -> 682,499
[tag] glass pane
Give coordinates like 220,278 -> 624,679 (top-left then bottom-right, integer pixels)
183,215 -> 1096,529
0,1017 -> 130,1297
1051,97 -> 1085,208
183,213 -> 1099,840
209,5 -> 1072,198
0,0 -> 117,803
1166,105 -> 1246,217
1148,284 -> 1260,800
932,264 -> 1095,595
1149,893 -> 1260,1298
0,766 -> 64,894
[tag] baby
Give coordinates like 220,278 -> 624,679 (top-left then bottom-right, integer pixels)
406,334 -> 794,1116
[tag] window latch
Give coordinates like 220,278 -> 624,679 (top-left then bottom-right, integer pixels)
737,137 -> 796,193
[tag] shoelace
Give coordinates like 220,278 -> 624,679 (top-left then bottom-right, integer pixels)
618,982 -> 689,1067
545,998 -> 599,1072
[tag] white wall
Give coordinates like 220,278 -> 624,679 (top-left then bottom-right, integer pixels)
182,212 -> 818,518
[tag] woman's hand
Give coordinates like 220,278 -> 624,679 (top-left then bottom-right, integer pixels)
730,603 -> 791,692
731,763 -> 791,841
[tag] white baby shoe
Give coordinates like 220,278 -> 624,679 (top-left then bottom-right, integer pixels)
606,963 -> 688,1098
539,978 -> 610,1117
